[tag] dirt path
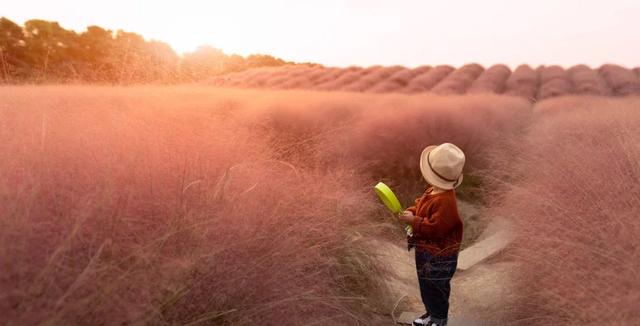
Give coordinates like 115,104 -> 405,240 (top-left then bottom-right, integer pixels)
369,200 -> 517,324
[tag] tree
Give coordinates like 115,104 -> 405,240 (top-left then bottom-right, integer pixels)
223,54 -> 246,73
77,26 -> 116,81
144,40 -> 179,82
181,46 -> 227,81
23,19 -> 81,81
245,54 -> 287,68
0,17 -> 28,81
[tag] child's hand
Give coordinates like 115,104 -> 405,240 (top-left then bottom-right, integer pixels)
397,210 -> 415,223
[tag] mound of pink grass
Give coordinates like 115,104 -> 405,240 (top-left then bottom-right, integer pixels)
245,68 -> 279,88
536,65 -> 573,99
309,67 -> 355,88
467,64 -> 511,94
342,66 -> 404,92
598,64 -> 640,96
368,66 -> 431,93
315,67 -> 369,91
279,65 -> 327,89
504,64 -> 538,100
568,65 -> 611,96
404,65 -> 454,93
431,63 -> 484,95
481,96 -> 640,324
263,65 -> 315,88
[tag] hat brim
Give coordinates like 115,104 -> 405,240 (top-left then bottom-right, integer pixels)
419,145 -> 463,190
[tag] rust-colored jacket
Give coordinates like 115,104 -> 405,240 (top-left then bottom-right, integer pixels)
406,187 -> 463,256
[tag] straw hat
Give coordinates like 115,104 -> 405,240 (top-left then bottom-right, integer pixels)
419,143 -> 465,190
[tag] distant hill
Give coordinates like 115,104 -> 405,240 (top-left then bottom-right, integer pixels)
210,63 -> 640,101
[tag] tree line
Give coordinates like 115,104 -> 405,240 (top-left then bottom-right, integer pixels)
0,17 -> 301,84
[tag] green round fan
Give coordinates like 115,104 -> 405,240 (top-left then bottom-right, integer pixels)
374,182 -> 402,213
374,182 -> 413,235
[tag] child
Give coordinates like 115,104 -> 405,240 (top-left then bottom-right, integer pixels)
396,143 -> 465,326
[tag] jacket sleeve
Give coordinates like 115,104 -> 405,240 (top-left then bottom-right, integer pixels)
405,197 -> 421,214
411,199 -> 457,237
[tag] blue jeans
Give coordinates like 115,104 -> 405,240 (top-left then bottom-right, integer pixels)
415,250 -> 458,325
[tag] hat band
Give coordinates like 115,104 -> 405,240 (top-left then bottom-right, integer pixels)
427,150 -> 459,183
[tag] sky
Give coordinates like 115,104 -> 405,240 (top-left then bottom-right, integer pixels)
3,0 -> 639,68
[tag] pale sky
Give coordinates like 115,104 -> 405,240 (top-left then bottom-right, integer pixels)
3,0 -> 639,68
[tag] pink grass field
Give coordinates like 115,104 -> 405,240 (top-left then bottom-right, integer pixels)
0,86 -> 638,325
0,86 -> 532,325
480,96 -> 640,324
